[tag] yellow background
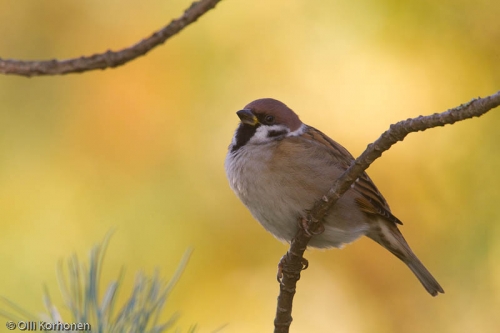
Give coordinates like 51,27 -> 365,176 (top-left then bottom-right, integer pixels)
1,0 -> 499,332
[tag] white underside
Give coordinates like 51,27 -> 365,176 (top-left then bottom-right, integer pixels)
225,138 -> 370,249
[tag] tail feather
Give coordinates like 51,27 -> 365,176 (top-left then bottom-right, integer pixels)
406,253 -> 444,296
368,219 -> 444,296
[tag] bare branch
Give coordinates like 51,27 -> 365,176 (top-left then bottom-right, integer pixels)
274,91 -> 500,333
0,0 -> 223,77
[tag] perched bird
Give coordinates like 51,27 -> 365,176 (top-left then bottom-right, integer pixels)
225,98 -> 444,296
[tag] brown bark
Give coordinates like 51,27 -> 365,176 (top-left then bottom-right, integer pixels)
274,91 -> 500,332
0,0 -> 223,77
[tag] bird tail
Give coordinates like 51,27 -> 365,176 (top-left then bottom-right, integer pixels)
368,220 -> 444,297
405,252 -> 444,297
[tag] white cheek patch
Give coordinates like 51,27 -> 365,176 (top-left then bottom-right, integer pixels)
287,123 -> 307,137
249,124 -> 290,144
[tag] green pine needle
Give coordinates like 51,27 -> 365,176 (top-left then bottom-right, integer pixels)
1,232 -> 194,333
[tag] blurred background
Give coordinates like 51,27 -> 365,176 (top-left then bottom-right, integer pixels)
1,0 -> 499,332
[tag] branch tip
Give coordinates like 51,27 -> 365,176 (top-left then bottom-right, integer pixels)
274,90 -> 500,332
0,0 -> 224,77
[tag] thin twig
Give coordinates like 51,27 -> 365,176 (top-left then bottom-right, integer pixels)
0,0 -> 223,77
274,91 -> 500,333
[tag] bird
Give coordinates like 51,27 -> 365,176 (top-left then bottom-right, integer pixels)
224,98 -> 444,296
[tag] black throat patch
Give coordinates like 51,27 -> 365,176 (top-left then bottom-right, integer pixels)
231,123 -> 260,153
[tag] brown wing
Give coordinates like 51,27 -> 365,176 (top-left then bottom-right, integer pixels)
300,125 -> 403,226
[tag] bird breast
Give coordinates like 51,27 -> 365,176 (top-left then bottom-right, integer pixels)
225,138 -> 370,248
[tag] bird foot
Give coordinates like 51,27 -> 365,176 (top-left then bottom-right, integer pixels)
299,217 -> 325,236
277,254 -> 309,283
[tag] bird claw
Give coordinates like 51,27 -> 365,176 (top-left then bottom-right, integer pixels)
299,217 -> 325,236
277,254 -> 309,283
301,257 -> 309,270
277,256 -> 285,282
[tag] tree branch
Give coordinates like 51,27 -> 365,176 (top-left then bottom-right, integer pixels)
274,91 -> 500,333
0,0 -> 223,77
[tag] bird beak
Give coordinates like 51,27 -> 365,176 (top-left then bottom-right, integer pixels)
236,109 -> 258,126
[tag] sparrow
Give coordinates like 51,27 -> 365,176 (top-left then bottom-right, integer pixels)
225,98 -> 444,296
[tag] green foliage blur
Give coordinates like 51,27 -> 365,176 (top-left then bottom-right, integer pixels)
1,234 -> 195,333
0,0 -> 499,332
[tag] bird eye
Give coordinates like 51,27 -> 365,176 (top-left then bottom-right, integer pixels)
264,115 -> 275,124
